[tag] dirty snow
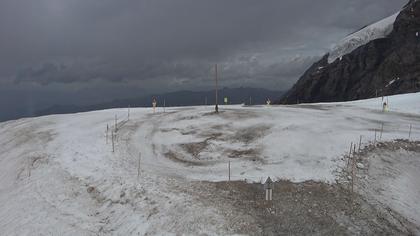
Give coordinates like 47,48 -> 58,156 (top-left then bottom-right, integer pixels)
0,92 -> 419,235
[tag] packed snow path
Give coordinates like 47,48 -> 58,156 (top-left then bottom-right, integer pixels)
0,92 -> 419,235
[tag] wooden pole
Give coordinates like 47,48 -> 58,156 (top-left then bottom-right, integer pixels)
347,142 -> 353,171
215,64 -> 219,113
409,124 -> 412,139
374,129 -> 377,144
351,152 -> 355,200
106,124 -> 109,144
228,161 -> 231,181
163,98 -> 166,113
380,123 -> 384,140
358,135 -> 362,152
115,115 -> 118,132
112,131 -> 115,153
137,152 -> 141,179
128,105 -> 130,120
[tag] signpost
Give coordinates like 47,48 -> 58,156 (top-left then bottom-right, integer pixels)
152,98 -> 157,113
264,177 -> 273,201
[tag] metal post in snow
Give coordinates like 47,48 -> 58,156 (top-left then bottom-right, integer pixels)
164,99 -> 166,113
128,105 -> 130,120
106,124 -> 109,144
358,135 -> 362,152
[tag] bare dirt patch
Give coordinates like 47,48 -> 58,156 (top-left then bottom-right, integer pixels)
231,125 -> 271,144
186,180 -> 414,235
226,148 -> 265,163
164,150 -> 207,166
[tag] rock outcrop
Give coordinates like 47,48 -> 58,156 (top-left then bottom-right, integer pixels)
279,0 -> 420,104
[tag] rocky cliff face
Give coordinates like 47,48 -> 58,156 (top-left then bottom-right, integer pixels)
280,0 -> 420,104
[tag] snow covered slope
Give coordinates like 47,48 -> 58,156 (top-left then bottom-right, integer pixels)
328,12 -> 399,63
0,92 -> 419,235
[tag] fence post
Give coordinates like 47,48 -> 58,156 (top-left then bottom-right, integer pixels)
228,161 -> 231,181
137,152 -> 141,179
409,124 -> 412,140
106,124 -> 109,144
115,115 -> 118,132
112,130 -> 115,153
374,129 -> 377,144
358,135 -> 362,151
380,123 -> 384,140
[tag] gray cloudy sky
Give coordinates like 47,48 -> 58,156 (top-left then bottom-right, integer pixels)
0,0 -> 407,119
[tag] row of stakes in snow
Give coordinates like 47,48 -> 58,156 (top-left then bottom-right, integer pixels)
346,123 -> 415,205
103,109 -> 414,204
106,108 -> 133,153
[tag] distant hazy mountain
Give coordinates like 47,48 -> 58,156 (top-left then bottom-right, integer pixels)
35,87 -> 283,117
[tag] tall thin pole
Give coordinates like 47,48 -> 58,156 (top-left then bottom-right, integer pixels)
137,152 -> 141,179
374,129 -> 377,144
380,123 -> 384,140
106,124 -> 109,144
164,98 -> 166,113
228,160 -> 231,181
215,64 -> 219,113
112,131 -> 115,153
409,124 -> 412,139
115,115 -> 118,132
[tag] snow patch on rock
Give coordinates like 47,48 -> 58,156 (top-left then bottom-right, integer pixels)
328,12 -> 399,63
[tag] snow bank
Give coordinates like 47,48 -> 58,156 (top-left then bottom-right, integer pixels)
1,92 -> 419,234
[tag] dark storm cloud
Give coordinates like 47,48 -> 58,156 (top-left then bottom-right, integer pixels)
0,0 -> 407,89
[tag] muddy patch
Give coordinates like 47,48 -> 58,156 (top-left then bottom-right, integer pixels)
164,150 -> 207,166
231,125 -> 271,144
184,180 -> 414,235
293,104 -> 333,111
180,140 -> 209,158
226,148 -> 265,163
219,109 -> 260,120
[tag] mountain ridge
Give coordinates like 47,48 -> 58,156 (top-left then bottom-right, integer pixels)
279,0 -> 420,104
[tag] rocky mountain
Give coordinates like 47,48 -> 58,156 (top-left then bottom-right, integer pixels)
279,0 -> 420,104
